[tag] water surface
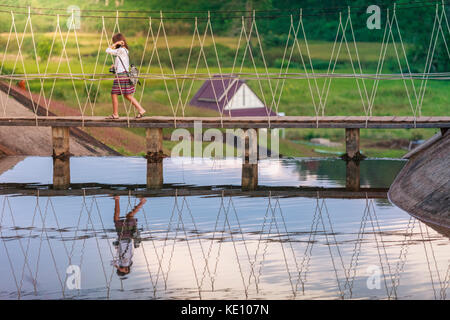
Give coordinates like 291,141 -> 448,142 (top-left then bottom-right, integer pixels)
0,157 -> 448,300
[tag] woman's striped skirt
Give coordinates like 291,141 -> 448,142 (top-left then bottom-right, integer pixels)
111,72 -> 135,95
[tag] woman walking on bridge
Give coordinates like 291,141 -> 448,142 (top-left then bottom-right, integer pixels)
106,33 -> 146,119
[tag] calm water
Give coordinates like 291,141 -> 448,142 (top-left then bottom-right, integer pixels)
0,156 -> 448,300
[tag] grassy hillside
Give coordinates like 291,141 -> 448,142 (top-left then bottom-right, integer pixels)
0,1 -> 447,157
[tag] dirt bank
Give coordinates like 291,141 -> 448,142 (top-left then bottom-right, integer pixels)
0,83 -> 120,156
0,81 -> 152,156
0,156 -> 25,175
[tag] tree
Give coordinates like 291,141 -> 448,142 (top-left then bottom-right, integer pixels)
406,6 -> 450,72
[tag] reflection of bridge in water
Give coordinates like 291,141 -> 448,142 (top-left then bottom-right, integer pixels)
49,152 -> 390,191
0,183 -> 389,199
0,185 -> 448,300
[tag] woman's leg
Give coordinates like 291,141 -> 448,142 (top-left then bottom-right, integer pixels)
124,94 -> 145,114
111,93 -> 119,116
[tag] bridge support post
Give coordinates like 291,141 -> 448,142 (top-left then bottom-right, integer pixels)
344,128 -> 363,191
146,128 -> 164,189
52,127 -> 70,189
53,158 -> 71,189
345,128 -> 360,160
147,160 -> 163,189
243,129 -> 258,162
242,162 -> 258,191
346,160 -> 360,191
52,127 -> 70,158
241,129 -> 258,190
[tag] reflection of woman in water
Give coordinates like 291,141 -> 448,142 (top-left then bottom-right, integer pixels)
112,196 -> 146,278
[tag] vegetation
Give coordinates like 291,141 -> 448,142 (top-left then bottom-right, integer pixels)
0,0 -> 447,158
35,37 -> 61,62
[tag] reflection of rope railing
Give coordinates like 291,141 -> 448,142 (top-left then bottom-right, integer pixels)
365,198 -> 396,299
0,3 -> 448,126
0,192 -> 449,299
388,215 -> 416,299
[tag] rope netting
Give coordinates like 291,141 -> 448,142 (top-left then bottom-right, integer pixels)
0,3 -> 449,127
0,191 -> 448,300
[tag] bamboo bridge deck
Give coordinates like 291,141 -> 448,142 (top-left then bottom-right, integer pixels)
0,116 -> 448,128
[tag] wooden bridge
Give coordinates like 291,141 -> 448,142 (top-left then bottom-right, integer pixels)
0,114 -> 447,191
0,3 -> 449,190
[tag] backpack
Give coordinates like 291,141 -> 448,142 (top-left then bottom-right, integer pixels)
117,52 -> 141,86
128,64 -> 141,86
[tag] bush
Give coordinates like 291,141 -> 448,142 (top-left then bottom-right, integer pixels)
263,31 -> 288,48
36,37 -> 62,62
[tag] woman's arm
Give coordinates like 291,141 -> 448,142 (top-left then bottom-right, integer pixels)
114,196 -> 121,222
125,198 -> 147,219
106,41 -> 125,56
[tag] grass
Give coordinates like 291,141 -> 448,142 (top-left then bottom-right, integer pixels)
289,139 -> 410,158
107,144 -> 138,156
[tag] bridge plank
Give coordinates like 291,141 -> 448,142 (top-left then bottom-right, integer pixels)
0,116 -> 448,129
393,116 -> 410,122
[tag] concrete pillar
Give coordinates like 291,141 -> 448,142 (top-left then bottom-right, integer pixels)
243,129 -> 258,163
344,128 -> 363,190
242,162 -> 258,191
52,127 -> 70,189
53,158 -> 70,189
345,128 -> 360,160
147,160 -> 163,189
52,127 -> 70,158
346,160 -> 360,191
146,128 -> 163,156
146,128 -> 163,189
241,129 -> 258,190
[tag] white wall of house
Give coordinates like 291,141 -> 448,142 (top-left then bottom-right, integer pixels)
223,84 -> 265,110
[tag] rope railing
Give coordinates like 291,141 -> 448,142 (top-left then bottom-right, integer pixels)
2,72 -> 450,81
0,0 -> 448,17
0,3 -> 448,127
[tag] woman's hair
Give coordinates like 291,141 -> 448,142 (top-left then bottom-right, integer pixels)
112,33 -> 129,49
116,267 -> 131,277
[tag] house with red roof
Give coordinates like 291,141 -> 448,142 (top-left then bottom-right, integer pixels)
189,75 -> 277,117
